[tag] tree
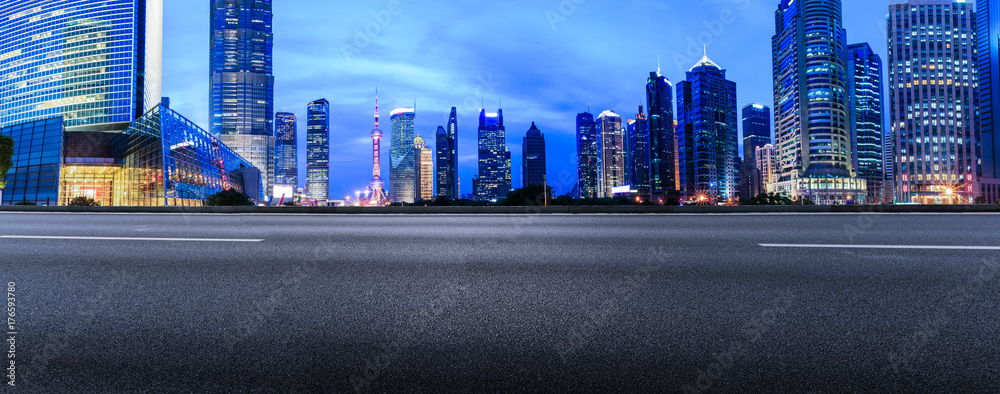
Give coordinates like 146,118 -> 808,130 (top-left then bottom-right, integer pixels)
502,184 -> 552,206
740,192 -> 793,206
68,196 -> 101,206
205,189 -> 255,206
430,196 -> 453,206
0,134 -> 13,190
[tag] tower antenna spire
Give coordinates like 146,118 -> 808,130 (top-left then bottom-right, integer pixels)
657,55 -> 661,74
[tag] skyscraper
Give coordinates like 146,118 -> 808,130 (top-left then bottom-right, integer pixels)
0,0 -> 163,206
414,135 -> 433,201
274,113 -> 297,199
437,108 -> 459,199
647,70 -> 679,203
210,0 -> 274,197
756,144 -> 778,193
576,112 -> 599,199
305,99 -> 330,202
677,53 -> 739,202
889,0 -> 979,204
435,126 -> 449,198
977,0 -> 1000,202
0,0 -> 162,128
596,111 -> 625,198
368,95 -> 386,205
390,108 -> 416,203
740,104 -> 772,199
476,108 -> 510,201
522,122 -> 546,188
771,0 -> 865,204
627,107 -> 652,199
846,43 -> 885,203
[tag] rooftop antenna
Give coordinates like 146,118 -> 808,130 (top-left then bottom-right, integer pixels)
657,54 -> 661,74
499,96 -> 502,109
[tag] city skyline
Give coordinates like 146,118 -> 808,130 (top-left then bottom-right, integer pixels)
159,0 -> 892,199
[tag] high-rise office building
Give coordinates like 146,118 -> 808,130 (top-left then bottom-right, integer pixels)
414,135 -> 433,201
390,108 -> 416,203
434,107 -> 458,199
647,70 -> 679,203
0,0 -> 165,206
889,0 -> 979,204
977,0 -> 1000,202
596,111 -> 625,198
677,53 -> 739,203
0,0 -> 163,129
740,104 -> 772,198
576,112 -> 599,199
476,108 -> 510,201
305,99 -> 330,202
771,0 -> 865,204
522,122 -> 546,188
211,0 -> 274,197
626,107 -> 652,199
846,43 -> 885,203
274,112 -> 297,199
756,144 -> 778,193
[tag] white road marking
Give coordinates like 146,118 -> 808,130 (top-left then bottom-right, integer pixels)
760,243 -> 1000,251
0,235 -> 263,242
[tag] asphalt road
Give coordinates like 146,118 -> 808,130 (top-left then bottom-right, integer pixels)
2,213 -> 999,393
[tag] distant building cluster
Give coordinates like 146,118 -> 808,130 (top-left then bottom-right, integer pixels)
2,0 -> 1000,206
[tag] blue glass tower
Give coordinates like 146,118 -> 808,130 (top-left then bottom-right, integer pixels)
740,104 -> 772,198
210,0 -> 274,197
647,70 -> 678,203
0,0 -> 162,128
476,108 -> 510,201
576,112 -> 598,199
978,0 -> 1000,202
390,108 -> 416,203
434,107 -> 458,199
305,99 -> 329,202
845,43 -> 884,203
274,112 -> 297,193
625,107 -> 652,199
677,53 -> 739,203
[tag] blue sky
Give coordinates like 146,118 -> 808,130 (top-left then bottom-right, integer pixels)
162,0 -> 889,199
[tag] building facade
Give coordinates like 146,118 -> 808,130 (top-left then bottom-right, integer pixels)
625,107 -> 652,200
274,112 -> 297,199
210,0 -> 274,197
305,99 -> 329,202
435,107 -> 458,199
677,54 -> 739,203
414,135 -> 433,201
977,0 -> 1000,203
522,122 -> 546,188
596,111 -> 625,198
0,0 -> 163,129
846,43 -> 886,203
771,0 -> 866,204
476,108 -> 510,201
390,108 -> 416,203
576,112 -> 599,199
740,104 -> 771,198
647,70 -> 679,203
889,0 -> 980,204
756,144 -> 778,193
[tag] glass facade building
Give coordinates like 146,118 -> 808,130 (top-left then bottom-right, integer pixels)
0,117 -> 63,205
980,0 -> 1000,181
434,107 -> 458,199
596,111 -> 624,198
0,0 -> 162,128
210,0 -> 274,198
476,108 -> 510,201
576,112 -> 598,199
625,107 -> 651,199
389,108 -> 416,203
647,70 -> 679,203
889,0 -> 980,204
274,112 -> 296,191
677,54 -> 739,203
110,104 -> 261,206
522,122 -> 546,188
846,43 -> 886,203
740,104 -> 772,198
305,99 -> 329,202
771,0 -> 866,204
414,135 -> 433,201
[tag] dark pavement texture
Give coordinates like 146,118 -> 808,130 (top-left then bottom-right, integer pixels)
1,213 -> 999,393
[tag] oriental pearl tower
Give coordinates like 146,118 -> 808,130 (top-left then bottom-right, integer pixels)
367,91 -> 388,205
